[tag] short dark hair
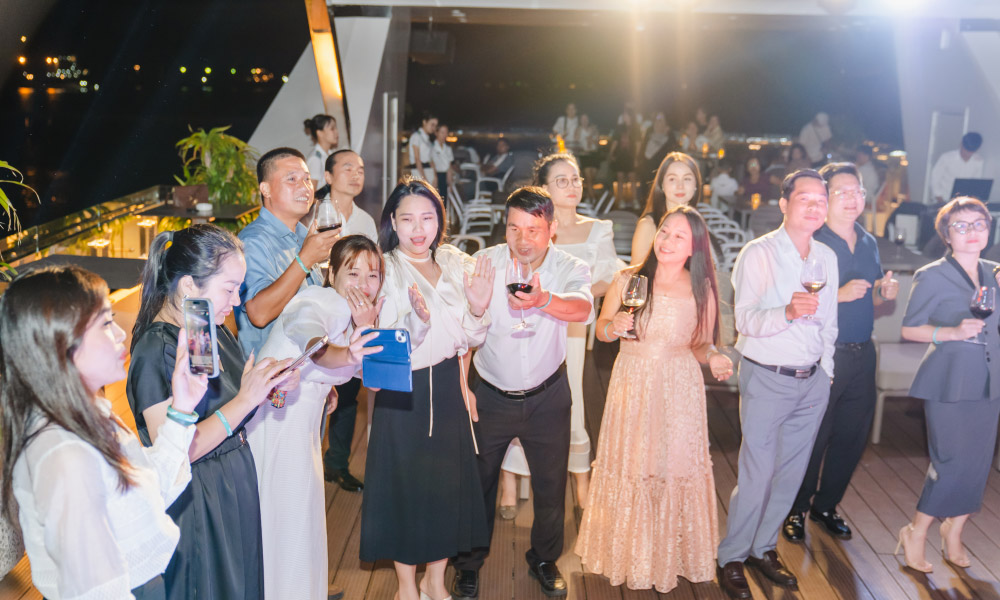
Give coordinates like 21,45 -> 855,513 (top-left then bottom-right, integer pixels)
856,145 -> 874,158
378,178 -> 448,257
934,196 -> 991,243
324,148 -> 357,174
421,111 -> 437,124
532,153 -> 579,186
505,186 -> 554,223
962,132 -> 983,152
257,147 -> 306,184
781,169 -> 825,199
818,162 -> 862,186
303,114 -> 336,142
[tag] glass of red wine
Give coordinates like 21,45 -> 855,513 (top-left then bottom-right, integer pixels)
315,198 -> 342,233
970,286 -> 995,344
506,256 -> 533,331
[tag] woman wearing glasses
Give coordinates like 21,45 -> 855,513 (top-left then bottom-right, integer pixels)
495,153 -> 623,516
896,196 -> 1000,572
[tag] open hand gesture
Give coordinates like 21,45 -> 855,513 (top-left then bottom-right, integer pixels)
408,283 -> 431,323
463,255 -> 495,317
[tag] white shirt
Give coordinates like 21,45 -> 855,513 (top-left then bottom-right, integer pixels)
14,400 -> 194,600
798,122 -> 832,163
407,130 -> 434,179
732,225 -> 839,378
857,161 -> 880,203
431,140 -> 454,173
931,149 -> 985,201
341,203 -> 379,243
711,173 -> 739,205
378,245 -> 489,370
307,143 -> 333,184
473,243 -> 594,391
553,116 -> 581,150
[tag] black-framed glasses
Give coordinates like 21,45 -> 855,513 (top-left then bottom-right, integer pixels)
949,219 -> 990,235
552,176 -> 584,189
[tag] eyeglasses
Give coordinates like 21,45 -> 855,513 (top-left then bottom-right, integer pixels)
552,176 -> 584,189
830,188 -> 866,201
949,219 -> 990,235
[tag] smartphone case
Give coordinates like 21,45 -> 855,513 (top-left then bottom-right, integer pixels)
361,329 -> 412,393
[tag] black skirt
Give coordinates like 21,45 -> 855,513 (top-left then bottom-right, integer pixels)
360,355 -> 488,564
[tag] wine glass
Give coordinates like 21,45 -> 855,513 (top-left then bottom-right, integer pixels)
506,256 -> 533,331
893,230 -> 906,258
800,256 -> 827,322
315,199 -> 342,234
970,286 -> 995,344
620,274 -> 648,339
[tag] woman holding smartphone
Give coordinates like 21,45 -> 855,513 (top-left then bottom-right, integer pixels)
128,224 -> 298,600
0,266 -> 209,599
248,235 -> 417,600
362,180 -> 494,600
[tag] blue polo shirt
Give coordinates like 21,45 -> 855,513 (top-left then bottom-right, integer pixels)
813,222 -> 884,344
236,207 -> 323,357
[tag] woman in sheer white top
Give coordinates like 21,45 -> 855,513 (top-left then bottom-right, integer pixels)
0,266 -> 293,600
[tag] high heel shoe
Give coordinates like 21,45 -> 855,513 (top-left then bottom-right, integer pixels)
895,524 -> 933,573
940,519 -> 972,568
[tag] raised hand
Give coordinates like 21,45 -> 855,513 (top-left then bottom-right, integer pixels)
408,283 -> 431,323
508,272 -> 546,311
785,292 -> 820,321
298,219 -> 341,268
463,255 -> 495,317
611,310 -> 634,337
346,328 -> 383,365
239,355 -> 296,407
879,271 -> 899,301
345,286 -> 384,329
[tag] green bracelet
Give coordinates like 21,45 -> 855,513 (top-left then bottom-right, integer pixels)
539,291 -> 553,310
294,254 -> 310,275
932,326 -> 941,345
214,409 -> 233,437
603,321 -> 613,340
166,405 -> 198,426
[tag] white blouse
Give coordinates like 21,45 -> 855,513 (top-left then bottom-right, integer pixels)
379,245 -> 490,370
556,219 -> 624,291
13,398 -> 195,600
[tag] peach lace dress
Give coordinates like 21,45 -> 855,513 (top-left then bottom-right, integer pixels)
576,292 -> 718,592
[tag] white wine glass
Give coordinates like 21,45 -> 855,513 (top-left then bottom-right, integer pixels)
620,274 -> 648,339
800,256 -> 827,322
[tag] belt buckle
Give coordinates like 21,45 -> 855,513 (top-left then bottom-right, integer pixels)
507,390 -> 528,400
793,368 -> 811,379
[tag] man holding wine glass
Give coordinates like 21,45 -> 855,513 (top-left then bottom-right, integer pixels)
783,162 -> 899,546
452,186 -> 593,599
716,170 -> 839,600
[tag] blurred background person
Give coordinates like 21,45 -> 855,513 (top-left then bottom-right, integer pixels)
303,114 -> 340,187
432,123 -> 457,194
407,112 -> 437,183
608,107 -> 641,208
931,132 -> 984,203
553,102 -> 582,153
636,113 -> 677,199
798,112 -> 833,166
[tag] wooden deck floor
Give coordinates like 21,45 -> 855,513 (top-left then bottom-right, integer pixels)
3,339 -> 1000,599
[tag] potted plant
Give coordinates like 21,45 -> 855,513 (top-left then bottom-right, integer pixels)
175,126 -> 260,207
0,161 -> 27,281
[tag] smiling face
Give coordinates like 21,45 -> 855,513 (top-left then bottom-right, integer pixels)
333,250 -> 383,300
185,253 -> 247,323
662,160 -> 698,209
325,152 -> 365,198
780,176 -> 828,235
73,299 -> 127,395
946,209 -> 990,255
542,159 -> 582,210
261,155 -> 314,221
826,172 -> 865,223
653,212 -> 694,265
506,207 -> 555,265
392,194 -> 440,258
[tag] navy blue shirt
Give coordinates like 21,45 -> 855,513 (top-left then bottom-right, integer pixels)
813,222 -> 884,343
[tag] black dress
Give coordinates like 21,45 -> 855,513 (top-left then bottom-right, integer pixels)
127,322 -> 264,600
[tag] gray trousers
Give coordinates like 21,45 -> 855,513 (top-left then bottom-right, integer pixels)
717,357 -> 830,566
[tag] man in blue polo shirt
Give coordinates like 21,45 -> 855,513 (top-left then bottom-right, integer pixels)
783,162 -> 899,543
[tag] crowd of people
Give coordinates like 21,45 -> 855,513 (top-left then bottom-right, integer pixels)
1,104 -> 998,600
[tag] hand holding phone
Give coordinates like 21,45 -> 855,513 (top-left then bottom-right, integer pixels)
183,298 -> 220,378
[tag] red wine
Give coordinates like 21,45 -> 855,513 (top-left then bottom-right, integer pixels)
971,306 -> 993,319
317,223 -> 342,233
507,283 -> 533,295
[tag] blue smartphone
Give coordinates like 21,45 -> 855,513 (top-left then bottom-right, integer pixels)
361,329 -> 412,393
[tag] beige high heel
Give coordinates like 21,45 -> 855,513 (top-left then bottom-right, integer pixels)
940,519 -> 972,568
895,523 -> 933,573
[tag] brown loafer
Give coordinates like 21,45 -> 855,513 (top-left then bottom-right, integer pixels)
717,561 -> 752,599
746,550 -> 797,587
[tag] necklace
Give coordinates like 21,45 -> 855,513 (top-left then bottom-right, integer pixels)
400,251 -> 432,263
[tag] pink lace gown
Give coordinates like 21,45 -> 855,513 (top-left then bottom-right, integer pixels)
576,293 -> 718,592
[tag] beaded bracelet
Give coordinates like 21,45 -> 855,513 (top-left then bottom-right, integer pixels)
269,388 -> 288,408
294,254 -> 310,275
166,405 -> 198,426
214,409 -> 233,437
539,291 -> 553,310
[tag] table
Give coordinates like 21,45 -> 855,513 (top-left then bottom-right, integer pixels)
876,236 -> 932,274
139,203 -> 259,224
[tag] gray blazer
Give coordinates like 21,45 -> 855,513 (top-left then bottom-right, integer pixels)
903,256 -> 1000,402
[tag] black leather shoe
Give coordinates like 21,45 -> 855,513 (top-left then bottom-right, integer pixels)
746,550 -> 797,587
327,584 -> 344,600
782,513 -> 805,543
325,468 -> 364,492
809,508 -> 852,539
717,562 -> 752,599
527,561 -> 567,597
452,569 -> 479,600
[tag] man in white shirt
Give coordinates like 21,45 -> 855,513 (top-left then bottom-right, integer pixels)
432,123 -> 456,194
318,149 -> 378,243
552,102 -> 581,152
931,132 -> 985,202
855,145 -> 880,205
452,187 -> 593,600
716,169 -> 839,599
407,112 -> 437,182
798,112 -> 833,166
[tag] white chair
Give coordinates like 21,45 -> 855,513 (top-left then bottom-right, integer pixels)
450,234 -> 487,255
474,164 -> 514,201
447,184 -> 493,237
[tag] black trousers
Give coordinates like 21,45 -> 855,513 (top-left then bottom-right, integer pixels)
452,370 -> 572,570
792,341 -> 877,515
323,377 -> 361,473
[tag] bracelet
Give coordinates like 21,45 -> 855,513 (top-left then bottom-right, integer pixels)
214,409 -> 233,437
932,326 -> 941,345
166,405 -> 198,426
706,344 -> 721,359
539,291 -> 553,310
294,254 -> 310,275
603,321 -> 614,340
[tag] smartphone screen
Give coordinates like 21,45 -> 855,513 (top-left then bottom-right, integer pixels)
183,298 -> 219,377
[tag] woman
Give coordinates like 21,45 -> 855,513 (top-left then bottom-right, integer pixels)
128,224 -> 297,600
608,108 -> 641,208
0,266 -> 208,599
631,152 -> 702,265
636,113 -> 676,192
496,153 -> 624,517
703,115 -> 725,152
896,197 -> 1000,572
737,154 -> 772,205
248,235 -> 396,599
576,114 -> 601,199
432,123 -> 456,194
552,102 -> 581,152
304,114 -> 339,185
577,206 -> 733,593
361,180 -> 494,600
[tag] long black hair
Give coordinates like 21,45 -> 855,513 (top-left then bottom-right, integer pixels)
640,152 -> 703,227
378,178 -> 448,259
625,205 -> 720,345
132,224 -> 243,351
0,266 -> 136,520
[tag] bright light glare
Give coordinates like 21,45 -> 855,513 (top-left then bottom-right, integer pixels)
204,67 -> 212,74
179,66 -> 187,73
18,56 -> 26,65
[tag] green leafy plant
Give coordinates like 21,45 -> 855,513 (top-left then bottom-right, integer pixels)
175,126 -> 259,206
0,161 -> 28,280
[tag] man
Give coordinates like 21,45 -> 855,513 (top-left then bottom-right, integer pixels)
407,112 -> 437,182
452,187 -> 593,599
717,170 -> 839,599
854,145 -> 880,205
481,137 -> 514,178
932,132 -> 985,203
782,163 -> 899,545
798,112 -> 833,166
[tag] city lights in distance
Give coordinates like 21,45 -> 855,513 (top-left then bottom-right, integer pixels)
137,218 -> 158,228
24,73 -> 33,80
201,76 -> 207,83
230,67 -> 236,75
133,64 -> 141,71
20,36 -> 26,43
79,80 -> 87,87
18,56 -> 26,65
281,75 -> 288,83
179,66 -> 187,73
204,67 -> 211,74
87,239 -> 111,249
